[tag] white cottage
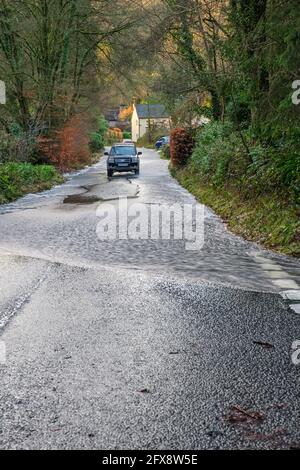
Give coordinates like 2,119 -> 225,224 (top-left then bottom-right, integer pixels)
131,104 -> 170,142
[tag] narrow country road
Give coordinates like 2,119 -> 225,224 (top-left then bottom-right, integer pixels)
0,149 -> 300,449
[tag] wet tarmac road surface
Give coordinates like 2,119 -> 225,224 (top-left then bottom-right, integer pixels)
0,149 -> 300,449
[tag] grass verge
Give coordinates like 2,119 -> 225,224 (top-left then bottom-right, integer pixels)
171,166 -> 300,257
0,162 -> 64,204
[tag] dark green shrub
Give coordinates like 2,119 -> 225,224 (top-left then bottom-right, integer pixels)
123,131 -> 132,139
90,132 -> 105,152
161,144 -> 170,159
189,121 -> 300,205
0,130 -> 39,164
190,121 -> 249,184
0,163 -> 63,204
89,115 -> 108,151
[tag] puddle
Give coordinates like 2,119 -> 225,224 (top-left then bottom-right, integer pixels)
63,195 -> 100,204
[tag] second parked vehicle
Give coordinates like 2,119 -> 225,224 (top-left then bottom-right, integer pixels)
155,136 -> 170,150
105,144 -> 142,178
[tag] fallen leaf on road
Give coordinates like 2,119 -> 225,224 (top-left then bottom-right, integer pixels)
225,406 -> 265,424
232,406 -> 265,421
253,341 -> 274,350
268,403 -> 288,410
246,428 -> 286,442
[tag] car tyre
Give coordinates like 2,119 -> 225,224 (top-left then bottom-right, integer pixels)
107,169 -> 113,178
134,169 -> 140,175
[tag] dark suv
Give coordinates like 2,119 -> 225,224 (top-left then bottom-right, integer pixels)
105,144 -> 142,178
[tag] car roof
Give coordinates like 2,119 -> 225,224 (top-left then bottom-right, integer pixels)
113,143 -> 136,146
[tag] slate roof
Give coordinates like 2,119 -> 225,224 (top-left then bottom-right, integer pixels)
104,108 -> 119,121
135,104 -> 169,119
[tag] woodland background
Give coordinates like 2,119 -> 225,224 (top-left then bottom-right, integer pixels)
0,0 -> 299,253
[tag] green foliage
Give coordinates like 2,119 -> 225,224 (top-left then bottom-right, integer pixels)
89,116 -> 109,152
0,163 -> 63,204
172,120 -> 300,254
173,165 -> 300,257
0,1 -> 135,170
227,0 -> 300,140
89,133 -> 104,152
161,144 -> 170,160
0,131 -> 40,164
190,122 -> 300,197
248,142 -> 300,205
123,131 -> 132,139
191,121 -> 300,204
191,122 -> 238,177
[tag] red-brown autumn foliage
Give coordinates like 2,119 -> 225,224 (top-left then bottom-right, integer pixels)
112,128 -> 123,140
38,136 -> 60,165
107,128 -> 123,142
38,115 -> 92,171
170,127 -> 195,168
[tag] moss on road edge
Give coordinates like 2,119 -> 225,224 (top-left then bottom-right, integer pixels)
170,166 -> 300,258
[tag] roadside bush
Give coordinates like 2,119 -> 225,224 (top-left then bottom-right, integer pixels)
0,162 -> 63,204
247,141 -> 300,204
191,121 -> 233,172
42,115 -> 92,171
0,134 -> 17,162
187,121 -> 300,204
89,115 -> 108,152
161,144 -> 170,159
0,129 -> 40,164
193,125 -> 249,187
106,128 -> 123,144
113,128 -> 123,141
170,128 -> 194,168
89,132 -> 103,152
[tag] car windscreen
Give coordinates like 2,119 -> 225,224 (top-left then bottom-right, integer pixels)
110,146 -> 136,156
